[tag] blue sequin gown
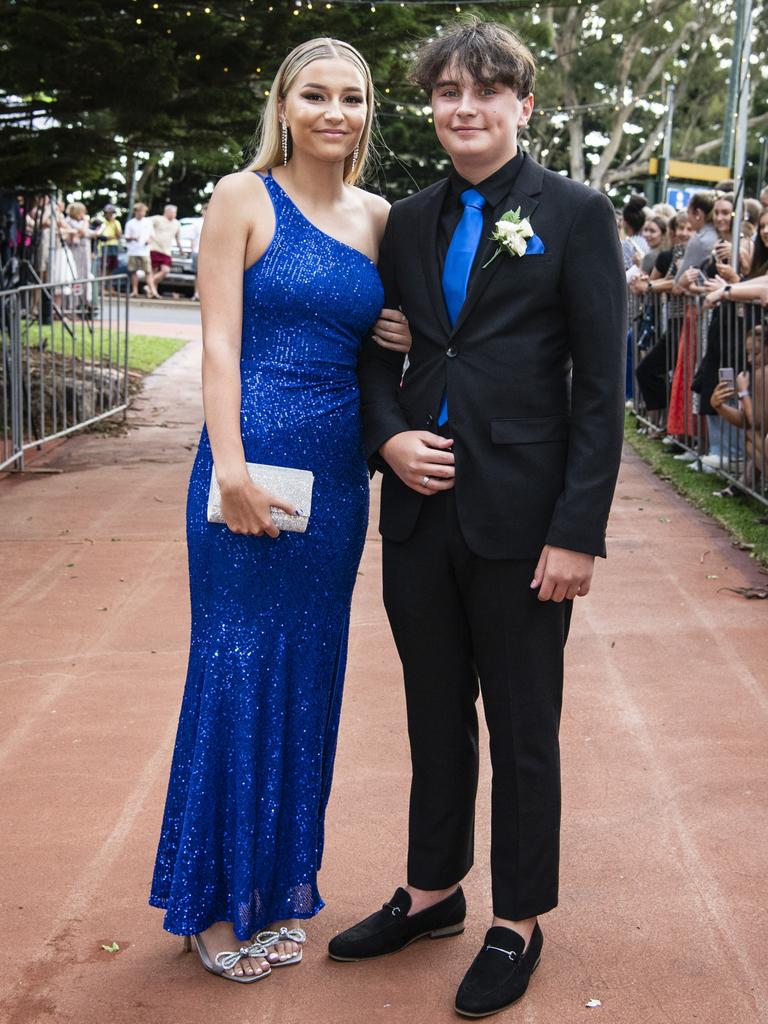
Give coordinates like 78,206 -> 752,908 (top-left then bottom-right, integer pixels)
149,172 -> 384,940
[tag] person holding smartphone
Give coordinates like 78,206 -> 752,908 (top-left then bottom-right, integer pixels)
710,325 -> 767,484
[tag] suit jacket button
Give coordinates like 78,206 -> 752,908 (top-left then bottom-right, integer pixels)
446,346 -> 458,358
426,413 -> 434,426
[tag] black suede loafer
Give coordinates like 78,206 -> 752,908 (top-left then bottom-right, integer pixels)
328,886 -> 466,961
454,923 -> 543,1018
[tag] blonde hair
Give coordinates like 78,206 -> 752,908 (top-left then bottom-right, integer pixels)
67,201 -> 86,219
248,37 -> 375,186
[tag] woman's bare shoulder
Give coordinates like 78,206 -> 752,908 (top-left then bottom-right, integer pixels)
355,186 -> 391,237
210,170 -> 269,207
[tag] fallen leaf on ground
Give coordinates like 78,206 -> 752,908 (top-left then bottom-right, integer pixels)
585,998 -> 602,1008
700,550 -> 710,563
718,586 -> 768,600
101,942 -> 120,953
658,516 -> 671,523
706,574 -> 719,580
153,496 -> 164,503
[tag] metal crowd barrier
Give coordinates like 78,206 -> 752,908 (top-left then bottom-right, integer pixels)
0,274 -> 129,472
629,288 -> 767,507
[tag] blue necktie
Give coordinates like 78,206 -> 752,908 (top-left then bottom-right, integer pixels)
437,188 -> 486,426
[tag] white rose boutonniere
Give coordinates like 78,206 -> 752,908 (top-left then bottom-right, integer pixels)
483,207 -> 535,267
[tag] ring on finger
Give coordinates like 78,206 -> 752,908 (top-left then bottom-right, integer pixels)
421,475 -> 430,487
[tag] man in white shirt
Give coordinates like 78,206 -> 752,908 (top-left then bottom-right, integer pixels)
124,202 -> 156,298
149,204 -> 182,295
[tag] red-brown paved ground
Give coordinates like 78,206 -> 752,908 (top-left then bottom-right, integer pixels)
1,324 -> 767,1024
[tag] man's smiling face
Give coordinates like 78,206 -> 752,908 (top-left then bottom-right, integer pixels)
430,63 -> 533,173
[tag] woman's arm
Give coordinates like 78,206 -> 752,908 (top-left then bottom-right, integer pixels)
739,238 -> 754,275
710,381 -> 745,428
198,173 -> 295,536
364,192 -> 412,353
709,276 -> 768,305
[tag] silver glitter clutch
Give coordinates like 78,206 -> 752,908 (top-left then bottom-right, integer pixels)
207,463 -> 314,533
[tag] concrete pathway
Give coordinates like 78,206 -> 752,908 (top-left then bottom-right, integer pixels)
1,328 -> 766,1024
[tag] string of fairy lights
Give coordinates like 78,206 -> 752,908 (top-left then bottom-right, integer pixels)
126,0 -> 677,123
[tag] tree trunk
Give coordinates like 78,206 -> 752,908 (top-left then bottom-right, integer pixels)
134,156 -> 159,203
568,114 -> 586,182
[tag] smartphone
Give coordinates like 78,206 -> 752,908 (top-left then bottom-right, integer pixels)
718,367 -> 735,388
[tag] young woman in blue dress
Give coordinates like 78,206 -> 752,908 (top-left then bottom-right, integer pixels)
149,37 -> 410,982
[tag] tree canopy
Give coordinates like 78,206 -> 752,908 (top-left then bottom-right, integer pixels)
1,0 -> 765,212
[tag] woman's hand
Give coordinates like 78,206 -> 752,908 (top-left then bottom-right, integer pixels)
680,266 -> 706,294
739,239 -> 754,274
710,381 -> 733,409
703,285 -> 725,309
682,267 -> 700,287
372,308 -> 412,353
219,474 -> 297,538
629,274 -> 649,295
715,262 -> 740,284
736,370 -> 750,394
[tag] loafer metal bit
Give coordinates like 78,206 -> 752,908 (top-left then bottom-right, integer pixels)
455,923 -> 543,1018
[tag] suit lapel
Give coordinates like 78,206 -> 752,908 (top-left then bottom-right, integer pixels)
451,156 -> 544,337
418,178 -> 452,340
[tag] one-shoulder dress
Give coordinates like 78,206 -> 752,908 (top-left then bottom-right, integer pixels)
149,172 -> 384,940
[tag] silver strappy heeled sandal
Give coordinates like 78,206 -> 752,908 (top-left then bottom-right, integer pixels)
183,933 -> 272,983
255,925 -> 307,967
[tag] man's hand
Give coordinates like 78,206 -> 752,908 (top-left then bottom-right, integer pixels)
531,545 -> 595,602
380,431 -> 455,495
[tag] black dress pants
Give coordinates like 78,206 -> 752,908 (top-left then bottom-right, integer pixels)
382,485 -> 572,920
636,316 -> 683,412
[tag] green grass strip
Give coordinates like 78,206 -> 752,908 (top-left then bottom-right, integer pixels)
122,333 -> 187,373
624,412 -> 768,567
20,325 -> 186,374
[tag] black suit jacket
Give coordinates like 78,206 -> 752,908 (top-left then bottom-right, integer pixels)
359,154 -> 627,560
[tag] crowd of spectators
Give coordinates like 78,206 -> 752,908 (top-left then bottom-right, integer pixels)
9,193 -> 205,303
625,182 -> 768,496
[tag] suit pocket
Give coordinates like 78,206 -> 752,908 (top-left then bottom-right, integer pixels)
490,415 -> 569,444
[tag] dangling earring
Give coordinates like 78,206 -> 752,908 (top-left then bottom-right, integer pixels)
281,120 -> 289,165
351,143 -> 360,172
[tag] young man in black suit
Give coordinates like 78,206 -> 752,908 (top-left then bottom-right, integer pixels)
329,19 -> 626,1017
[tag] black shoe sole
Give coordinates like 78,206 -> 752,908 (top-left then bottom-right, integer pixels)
328,922 -> 465,962
454,955 -> 541,1018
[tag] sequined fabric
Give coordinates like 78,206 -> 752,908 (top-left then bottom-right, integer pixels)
149,172 -> 384,940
